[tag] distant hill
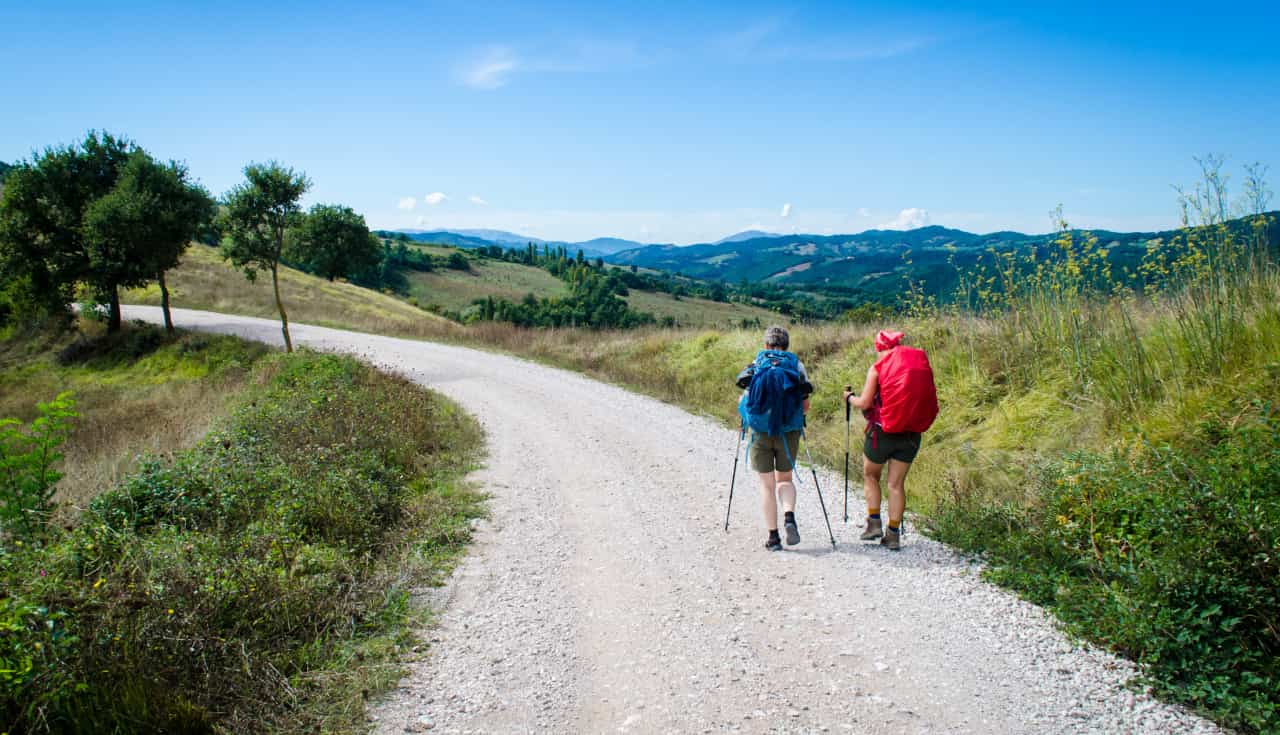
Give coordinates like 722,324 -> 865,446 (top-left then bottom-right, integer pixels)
715,229 -> 780,244
605,224 -> 1133,288
448,229 -> 550,246
380,215 -> 1279,304
601,215 -> 1280,305
387,229 -> 650,256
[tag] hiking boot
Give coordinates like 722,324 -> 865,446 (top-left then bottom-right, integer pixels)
765,535 -> 783,552
880,526 -> 902,551
784,518 -> 800,546
859,517 -> 883,541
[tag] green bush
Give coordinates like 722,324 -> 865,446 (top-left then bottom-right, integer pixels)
928,402 -> 1280,733
1,351 -> 484,733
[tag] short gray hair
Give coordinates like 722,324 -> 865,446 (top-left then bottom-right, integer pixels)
763,325 -> 790,350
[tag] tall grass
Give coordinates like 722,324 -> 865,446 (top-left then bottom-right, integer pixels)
923,213 -> 1280,732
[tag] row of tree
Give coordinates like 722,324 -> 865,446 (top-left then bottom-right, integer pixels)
0,131 -> 383,351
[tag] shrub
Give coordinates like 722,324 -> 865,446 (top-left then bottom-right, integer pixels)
927,403 -> 1280,732
0,392 -> 77,539
1,351 -> 483,733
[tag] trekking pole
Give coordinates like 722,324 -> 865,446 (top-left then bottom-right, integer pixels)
844,384 -> 852,523
801,437 -> 838,549
724,425 -> 745,532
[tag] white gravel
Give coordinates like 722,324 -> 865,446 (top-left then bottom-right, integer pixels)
124,306 -> 1223,735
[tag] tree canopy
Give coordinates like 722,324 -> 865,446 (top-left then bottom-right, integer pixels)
286,203 -> 379,282
0,131 -> 135,325
82,151 -> 215,330
220,162 -> 311,351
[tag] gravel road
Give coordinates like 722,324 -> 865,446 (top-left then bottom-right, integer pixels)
124,306 -> 1222,735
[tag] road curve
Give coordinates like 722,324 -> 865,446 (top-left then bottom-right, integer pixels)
123,306 -> 1219,735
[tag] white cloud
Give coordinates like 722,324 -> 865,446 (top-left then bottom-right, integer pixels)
457,46 -> 519,90
469,195 -> 489,206
397,197 -> 417,211
780,202 -> 792,218
856,207 -> 872,218
880,207 -> 931,230
415,216 -> 427,226
425,192 -> 449,206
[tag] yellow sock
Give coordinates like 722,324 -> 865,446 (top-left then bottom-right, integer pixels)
888,519 -> 901,531
867,506 -> 880,518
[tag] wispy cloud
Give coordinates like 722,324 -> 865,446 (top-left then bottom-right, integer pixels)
713,16 -> 938,63
469,195 -> 489,206
455,38 -> 660,90
457,46 -> 519,90
780,202 -> 792,218
880,207 -> 931,230
425,192 -> 449,205
397,196 -> 417,211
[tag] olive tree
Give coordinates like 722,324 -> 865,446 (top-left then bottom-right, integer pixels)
220,162 -> 310,352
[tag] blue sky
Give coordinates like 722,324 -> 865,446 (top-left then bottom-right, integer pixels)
3,1 -> 1278,243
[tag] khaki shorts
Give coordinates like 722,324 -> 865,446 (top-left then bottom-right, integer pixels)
749,431 -> 802,473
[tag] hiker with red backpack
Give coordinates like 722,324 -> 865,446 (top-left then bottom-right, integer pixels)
842,330 -> 938,551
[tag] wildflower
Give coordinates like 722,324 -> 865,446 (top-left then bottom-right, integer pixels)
93,578 -> 105,589
167,608 -> 175,615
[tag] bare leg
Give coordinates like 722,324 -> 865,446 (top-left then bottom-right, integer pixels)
758,472 -> 778,531
775,469 -> 796,514
863,457 -> 884,514
886,459 -> 911,526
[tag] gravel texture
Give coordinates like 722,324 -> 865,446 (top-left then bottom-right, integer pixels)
124,306 -> 1223,735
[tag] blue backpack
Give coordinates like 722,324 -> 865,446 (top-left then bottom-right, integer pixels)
738,350 -> 807,437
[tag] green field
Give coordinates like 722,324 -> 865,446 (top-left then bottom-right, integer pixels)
403,242 -> 782,327
624,288 -> 778,327
405,257 -> 568,311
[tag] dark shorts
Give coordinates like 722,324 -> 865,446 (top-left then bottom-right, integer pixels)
863,426 -> 921,464
749,431 -> 802,473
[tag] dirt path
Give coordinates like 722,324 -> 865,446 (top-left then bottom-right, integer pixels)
124,306 -> 1219,735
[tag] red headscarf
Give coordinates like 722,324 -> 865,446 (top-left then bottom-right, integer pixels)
875,330 -> 904,351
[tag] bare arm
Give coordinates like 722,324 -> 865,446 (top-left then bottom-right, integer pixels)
843,365 -> 878,411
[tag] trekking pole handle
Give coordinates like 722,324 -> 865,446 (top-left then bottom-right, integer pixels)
844,385 -> 852,422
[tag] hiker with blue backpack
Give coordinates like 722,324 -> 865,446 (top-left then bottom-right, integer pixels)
733,326 -> 835,551
843,330 -> 939,551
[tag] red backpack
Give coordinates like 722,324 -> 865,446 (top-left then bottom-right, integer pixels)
866,346 -> 938,434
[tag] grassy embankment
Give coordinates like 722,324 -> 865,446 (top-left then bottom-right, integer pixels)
136,219 -> 1278,732
2,324 -> 484,733
0,323 -> 270,511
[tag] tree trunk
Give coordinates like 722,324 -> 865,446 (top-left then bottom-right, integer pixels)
107,287 -> 121,333
158,270 -> 174,332
272,264 -> 293,352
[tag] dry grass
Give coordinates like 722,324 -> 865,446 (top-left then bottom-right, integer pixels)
125,244 -> 458,339
127,243 -> 781,333
0,321 -> 269,511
